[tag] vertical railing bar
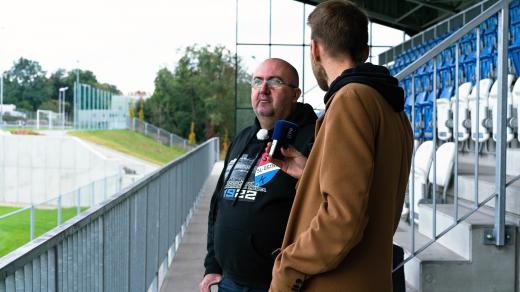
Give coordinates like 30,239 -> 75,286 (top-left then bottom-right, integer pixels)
57,194 -> 62,226
495,1 -> 509,246
454,41 -> 460,222
411,73 -> 416,253
30,205 -> 35,241
474,25 -> 481,210
433,57 -> 438,238
77,189 -> 81,216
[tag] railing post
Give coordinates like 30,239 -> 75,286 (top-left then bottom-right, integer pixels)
145,122 -> 148,136
30,205 -> 35,240
91,182 -> 95,207
77,189 -> 81,215
104,176 -> 108,201
57,194 -> 62,225
494,0 -> 509,247
170,133 -> 173,147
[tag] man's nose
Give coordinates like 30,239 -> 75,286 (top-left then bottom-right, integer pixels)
259,81 -> 270,93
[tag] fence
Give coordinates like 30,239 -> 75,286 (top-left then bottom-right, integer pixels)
129,118 -> 189,149
391,0 -> 517,272
0,138 -> 219,292
0,174 -> 124,257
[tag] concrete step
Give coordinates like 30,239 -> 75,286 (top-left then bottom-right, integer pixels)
418,203 -> 499,258
456,173 -> 520,216
454,145 -> 520,177
396,203 -> 518,291
394,221 -> 467,291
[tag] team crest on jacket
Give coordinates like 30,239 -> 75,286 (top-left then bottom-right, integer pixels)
255,152 -> 280,186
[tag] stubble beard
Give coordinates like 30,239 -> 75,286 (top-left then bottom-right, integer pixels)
312,60 -> 329,91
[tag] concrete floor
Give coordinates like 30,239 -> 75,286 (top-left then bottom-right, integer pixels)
160,161 -> 223,292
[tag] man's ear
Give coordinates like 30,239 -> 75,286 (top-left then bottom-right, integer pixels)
361,46 -> 369,63
310,39 -> 321,62
293,88 -> 302,101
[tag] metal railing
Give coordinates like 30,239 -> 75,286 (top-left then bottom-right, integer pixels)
129,118 -> 189,149
394,0 -> 512,271
0,138 -> 219,292
0,174 -> 124,256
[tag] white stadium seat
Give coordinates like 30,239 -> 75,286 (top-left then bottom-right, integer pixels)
409,141 -> 435,215
468,78 -> 494,142
490,74 -> 515,143
437,97 -> 452,141
428,142 -> 456,202
451,82 -> 473,142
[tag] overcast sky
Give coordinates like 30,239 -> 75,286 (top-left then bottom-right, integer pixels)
0,0 -> 406,106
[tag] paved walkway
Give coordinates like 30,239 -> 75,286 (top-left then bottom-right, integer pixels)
160,161 -> 223,292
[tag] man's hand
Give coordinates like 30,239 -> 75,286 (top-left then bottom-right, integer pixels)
266,143 -> 307,179
198,273 -> 222,292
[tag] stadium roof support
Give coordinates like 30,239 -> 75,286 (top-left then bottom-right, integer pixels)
291,0 -> 484,36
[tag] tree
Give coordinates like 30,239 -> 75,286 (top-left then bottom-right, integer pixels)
145,45 -> 251,143
129,98 -> 135,119
138,98 -> 144,121
3,58 -> 53,111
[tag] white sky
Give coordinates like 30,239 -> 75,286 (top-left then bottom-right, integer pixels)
0,0 -> 407,106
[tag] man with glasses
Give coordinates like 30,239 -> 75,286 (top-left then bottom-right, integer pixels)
199,58 -> 317,292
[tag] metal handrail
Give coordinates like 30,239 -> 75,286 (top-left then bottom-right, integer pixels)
0,138 -> 219,290
395,0 -> 505,81
393,0 -> 512,276
394,173 -> 520,272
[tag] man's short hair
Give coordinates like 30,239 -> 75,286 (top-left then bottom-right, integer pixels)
308,0 -> 369,63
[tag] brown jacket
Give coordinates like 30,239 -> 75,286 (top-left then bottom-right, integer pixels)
270,83 -> 413,292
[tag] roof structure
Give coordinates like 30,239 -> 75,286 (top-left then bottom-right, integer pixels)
293,0 -> 483,36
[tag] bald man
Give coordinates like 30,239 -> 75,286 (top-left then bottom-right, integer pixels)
199,58 -> 317,292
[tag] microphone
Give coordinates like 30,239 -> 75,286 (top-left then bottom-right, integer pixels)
268,120 -> 298,159
256,129 -> 269,140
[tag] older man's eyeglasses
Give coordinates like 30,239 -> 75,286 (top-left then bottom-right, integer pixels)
251,77 -> 297,89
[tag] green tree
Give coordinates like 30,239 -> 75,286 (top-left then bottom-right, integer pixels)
3,58 -> 53,111
145,45 -> 250,142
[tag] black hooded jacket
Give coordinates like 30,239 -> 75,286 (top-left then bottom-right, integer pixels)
204,102 -> 317,289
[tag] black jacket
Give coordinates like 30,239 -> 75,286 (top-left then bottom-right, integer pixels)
204,103 -> 317,289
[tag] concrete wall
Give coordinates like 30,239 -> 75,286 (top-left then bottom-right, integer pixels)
0,135 -> 121,205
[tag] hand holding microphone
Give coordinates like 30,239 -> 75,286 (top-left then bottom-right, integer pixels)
269,120 -> 298,159
266,120 -> 307,179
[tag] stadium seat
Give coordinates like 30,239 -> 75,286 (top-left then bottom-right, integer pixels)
437,84 -> 455,141
409,140 -> 435,218
428,142 -> 456,203
468,78 -> 494,142
451,82 -> 474,142
422,89 -> 438,140
490,74 -> 516,143
414,90 -> 428,139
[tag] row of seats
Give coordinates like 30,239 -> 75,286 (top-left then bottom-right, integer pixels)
405,141 -> 456,218
389,1 -> 520,143
408,75 -> 519,143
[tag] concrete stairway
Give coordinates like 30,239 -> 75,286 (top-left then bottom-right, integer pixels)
395,203 -> 517,292
395,146 -> 520,291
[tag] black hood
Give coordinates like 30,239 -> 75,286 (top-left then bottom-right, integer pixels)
253,102 -> 318,130
323,63 -> 404,112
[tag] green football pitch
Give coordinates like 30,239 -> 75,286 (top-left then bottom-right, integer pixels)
0,206 -> 85,257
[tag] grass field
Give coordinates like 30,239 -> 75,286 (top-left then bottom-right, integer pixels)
0,206 -> 83,257
69,130 -> 186,165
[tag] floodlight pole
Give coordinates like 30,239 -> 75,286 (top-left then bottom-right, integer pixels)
59,87 -> 68,129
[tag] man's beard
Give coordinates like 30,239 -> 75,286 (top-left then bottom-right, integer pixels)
312,60 -> 329,91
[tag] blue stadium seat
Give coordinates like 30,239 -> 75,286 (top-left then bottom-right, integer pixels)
421,88 -> 438,140
414,90 -> 428,139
